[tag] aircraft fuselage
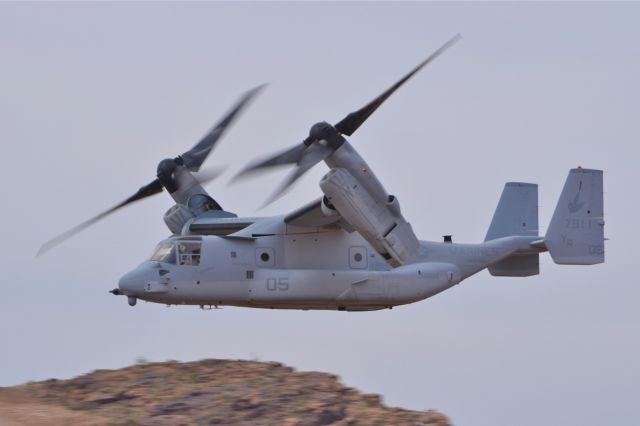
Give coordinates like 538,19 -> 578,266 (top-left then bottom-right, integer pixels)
117,218 -> 538,311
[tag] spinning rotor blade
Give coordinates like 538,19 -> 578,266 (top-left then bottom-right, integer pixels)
235,36 -> 461,207
334,34 -> 461,136
179,165 -> 228,188
37,179 -> 163,256
234,144 -> 307,179
181,84 -> 266,172
39,85 -> 266,256
261,143 -> 334,206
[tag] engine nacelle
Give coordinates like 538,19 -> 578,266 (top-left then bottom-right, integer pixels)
320,168 -> 419,266
320,196 -> 338,217
163,204 -> 195,235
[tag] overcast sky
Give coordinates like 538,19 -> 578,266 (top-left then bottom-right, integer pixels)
1,2 -> 639,426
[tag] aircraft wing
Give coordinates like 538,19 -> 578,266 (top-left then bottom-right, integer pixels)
188,216 -> 259,236
284,197 -> 344,228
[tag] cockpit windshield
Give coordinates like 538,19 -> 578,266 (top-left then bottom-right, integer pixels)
149,240 -> 201,266
150,243 -> 176,264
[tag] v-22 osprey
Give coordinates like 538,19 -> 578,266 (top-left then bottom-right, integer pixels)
40,35 -> 605,312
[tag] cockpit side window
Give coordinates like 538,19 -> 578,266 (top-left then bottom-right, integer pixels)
177,241 -> 201,266
150,243 -> 177,264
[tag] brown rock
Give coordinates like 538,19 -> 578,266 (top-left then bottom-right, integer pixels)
0,359 -> 452,426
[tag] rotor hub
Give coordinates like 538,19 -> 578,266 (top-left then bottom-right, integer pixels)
306,121 -> 345,149
157,158 -> 180,193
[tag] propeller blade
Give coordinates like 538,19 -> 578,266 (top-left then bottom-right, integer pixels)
39,85 -> 266,256
233,143 -> 307,181
334,34 -> 461,136
181,83 -> 267,171
178,165 -> 228,188
37,179 -> 163,256
261,143 -> 333,207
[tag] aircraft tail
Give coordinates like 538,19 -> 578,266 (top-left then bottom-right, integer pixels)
485,182 -> 539,276
544,168 -> 605,265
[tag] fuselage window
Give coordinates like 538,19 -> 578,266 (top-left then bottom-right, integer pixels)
178,241 -> 201,266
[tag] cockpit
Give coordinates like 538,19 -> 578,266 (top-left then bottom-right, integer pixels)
149,238 -> 202,266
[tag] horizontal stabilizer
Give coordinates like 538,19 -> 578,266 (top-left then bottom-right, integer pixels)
489,253 -> 539,277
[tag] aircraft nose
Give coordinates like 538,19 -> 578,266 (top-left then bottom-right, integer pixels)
118,267 -> 148,295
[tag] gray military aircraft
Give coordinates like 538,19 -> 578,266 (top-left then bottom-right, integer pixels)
40,35 -> 605,311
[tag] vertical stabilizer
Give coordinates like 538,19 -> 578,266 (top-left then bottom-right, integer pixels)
545,168 -> 604,265
485,182 -> 539,276
485,182 -> 538,241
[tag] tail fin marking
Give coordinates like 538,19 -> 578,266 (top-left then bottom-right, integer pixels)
545,168 -> 604,265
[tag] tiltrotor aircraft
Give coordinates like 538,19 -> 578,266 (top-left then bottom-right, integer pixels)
40,35 -> 605,311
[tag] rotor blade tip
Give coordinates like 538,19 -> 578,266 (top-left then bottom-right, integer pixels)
36,240 -> 56,257
444,34 -> 462,49
249,83 -> 269,96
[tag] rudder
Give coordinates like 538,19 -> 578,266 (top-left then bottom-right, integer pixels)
545,168 -> 604,265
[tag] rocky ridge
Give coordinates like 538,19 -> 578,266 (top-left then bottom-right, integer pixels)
0,359 -> 450,425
